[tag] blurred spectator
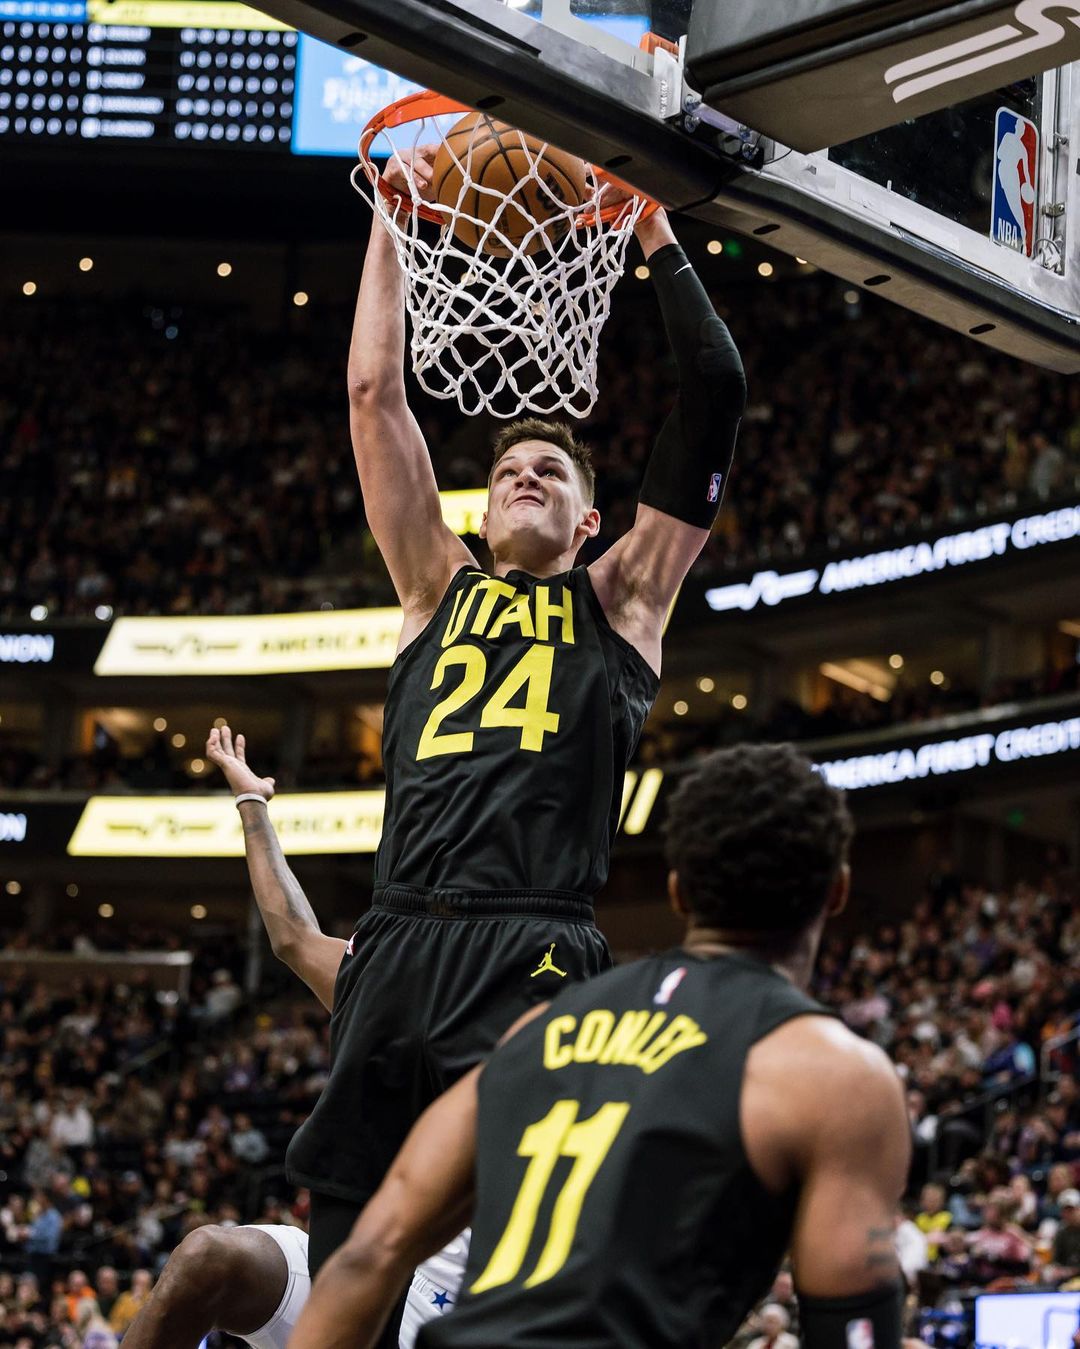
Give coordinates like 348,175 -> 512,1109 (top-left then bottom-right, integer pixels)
107,1269 -> 152,1337
1051,1190 -> 1080,1280
915,1183 -> 952,1260
746,1303 -> 799,1349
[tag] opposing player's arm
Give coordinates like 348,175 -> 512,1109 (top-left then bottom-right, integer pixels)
289,1065 -> 482,1349
206,727 -> 345,1012
349,151 -> 475,628
761,1021 -> 910,1349
589,209 -> 746,672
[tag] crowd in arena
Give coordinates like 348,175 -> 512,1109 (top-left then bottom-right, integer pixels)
0,857 -> 1077,1346
1,273 -> 1078,622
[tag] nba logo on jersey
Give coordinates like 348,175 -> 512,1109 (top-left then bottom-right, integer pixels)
991,107 -> 1039,257
707,473 -> 723,504
653,966 -> 687,1005
845,1318 -> 874,1349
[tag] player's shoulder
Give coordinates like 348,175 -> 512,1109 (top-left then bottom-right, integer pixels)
751,1013 -> 905,1134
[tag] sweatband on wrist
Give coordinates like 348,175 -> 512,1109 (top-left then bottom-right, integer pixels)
799,1281 -> 904,1349
639,243 -> 747,530
234,793 -> 269,808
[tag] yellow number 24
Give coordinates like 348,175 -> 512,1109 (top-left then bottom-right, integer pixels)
416,643 -> 560,761
470,1099 -> 630,1295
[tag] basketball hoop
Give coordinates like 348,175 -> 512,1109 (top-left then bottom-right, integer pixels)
354,89 -> 656,419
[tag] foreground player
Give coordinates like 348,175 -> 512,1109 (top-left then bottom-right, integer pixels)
287,143 -> 747,1305
289,744 -> 913,1349
123,728 -> 459,1349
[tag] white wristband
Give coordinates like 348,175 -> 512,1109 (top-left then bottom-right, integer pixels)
234,793 -> 269,808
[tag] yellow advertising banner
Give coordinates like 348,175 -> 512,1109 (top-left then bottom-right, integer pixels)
94,608 -> 404,676
68,791 -> 386,857
86,1 -> 292,29
439,489 -> 487,537
67,771 -> 663,857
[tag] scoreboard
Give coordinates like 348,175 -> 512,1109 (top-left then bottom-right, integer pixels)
0,0 -> 421,154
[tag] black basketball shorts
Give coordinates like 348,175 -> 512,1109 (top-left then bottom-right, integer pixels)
285,885 -> 610,1212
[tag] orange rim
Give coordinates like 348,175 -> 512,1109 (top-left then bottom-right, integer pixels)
358,88 -> 660,229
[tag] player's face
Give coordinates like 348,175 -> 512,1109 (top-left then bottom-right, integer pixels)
482,441 -> 599,563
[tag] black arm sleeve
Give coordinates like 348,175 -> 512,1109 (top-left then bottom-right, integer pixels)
638,242 -> 747,530
799,1282 -> 904,1349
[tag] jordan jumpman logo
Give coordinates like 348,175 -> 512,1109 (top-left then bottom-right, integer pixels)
530,943 -> 567,978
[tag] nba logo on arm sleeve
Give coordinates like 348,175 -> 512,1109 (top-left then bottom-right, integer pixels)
991,108 -> 1039,256
707,473 -> 723,504
846,1319 -> 874,1349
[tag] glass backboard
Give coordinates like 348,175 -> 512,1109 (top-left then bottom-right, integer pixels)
249,0 -> 1079,371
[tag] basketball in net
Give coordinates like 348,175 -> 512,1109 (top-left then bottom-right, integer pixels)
355,89 -> 656,419
431,112 -> 589,258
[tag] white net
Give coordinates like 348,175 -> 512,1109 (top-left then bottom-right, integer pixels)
355,92 -> 650,419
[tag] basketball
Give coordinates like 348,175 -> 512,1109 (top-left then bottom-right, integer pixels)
431,111 -> 589,257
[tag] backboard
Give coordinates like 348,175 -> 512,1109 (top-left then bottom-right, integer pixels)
250,0 -> 1080,372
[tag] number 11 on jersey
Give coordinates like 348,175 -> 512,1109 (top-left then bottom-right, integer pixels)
470,1099 -> 630,1295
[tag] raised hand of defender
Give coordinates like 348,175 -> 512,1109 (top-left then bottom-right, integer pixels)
206,725 -> 276,802
382,144 -> 439,203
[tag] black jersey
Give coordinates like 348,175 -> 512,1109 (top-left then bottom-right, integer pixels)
420,950 -> 831,1349
376,565 -> 658,900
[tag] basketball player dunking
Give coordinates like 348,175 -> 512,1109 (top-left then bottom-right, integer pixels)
287,145 -> 746,1321
286,144 -> 747,1342
289,746 -> 918,1349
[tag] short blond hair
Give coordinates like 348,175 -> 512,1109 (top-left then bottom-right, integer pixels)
489,418 -> 595,505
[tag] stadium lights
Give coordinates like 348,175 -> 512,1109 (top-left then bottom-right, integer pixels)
79,257 -> 93,272
706,240 -> 723,255
153,717 -> 168,732
171,733 -> 186,748
95,605 -> 113,621
844,289 -> 860,305
189,758 -> 206,774
820,661 -> 891,702
213,717 -> 227,729
5,881 -> 21,896
29,605 -> 47,621
697,676 -> 715,693
673,700 -> 688,716
634,265 -> 650,280
731,694 -> 748,710
22,281 -> 36,296
66,884 -> 79,898
98,903 -> 114,918
757,262 -> 774,278
191,904 -> 208,919
889,653 -> 904,670
217,262 -> 233,278
930,670 -> 946,686
292,291 -> 309,307
795,257 -> 808,265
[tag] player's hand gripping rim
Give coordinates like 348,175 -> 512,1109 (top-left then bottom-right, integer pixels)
206,725 -> 276,802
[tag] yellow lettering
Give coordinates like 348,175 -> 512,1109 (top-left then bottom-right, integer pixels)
487,594 -> 536,640
597,1010 -> 653,1065
470,579 -> 519,639
543,1015 -> 576,1070
572,1010 -> 615,1063
442,583 -> 482,648
636,1015 -> 708,1075
621,1012 -> 669,1068
535,585 -> 575,645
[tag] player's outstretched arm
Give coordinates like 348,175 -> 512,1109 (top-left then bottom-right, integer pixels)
349,150 -> 475,633
206,725 -> 345,1011
589,208 -> 746,673
771,1023 -> 910,1349
289,1066 -> 481,1349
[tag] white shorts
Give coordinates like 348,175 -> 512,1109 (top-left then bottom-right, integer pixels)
399,1230 -> 470,1349
240,1225 -> 311,1349
236,1222 -> 468,1349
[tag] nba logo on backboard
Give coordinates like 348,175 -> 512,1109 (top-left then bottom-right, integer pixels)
707,473 -> 723,504
845,1318 -> 875,1349
991,107 -> 1039,256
